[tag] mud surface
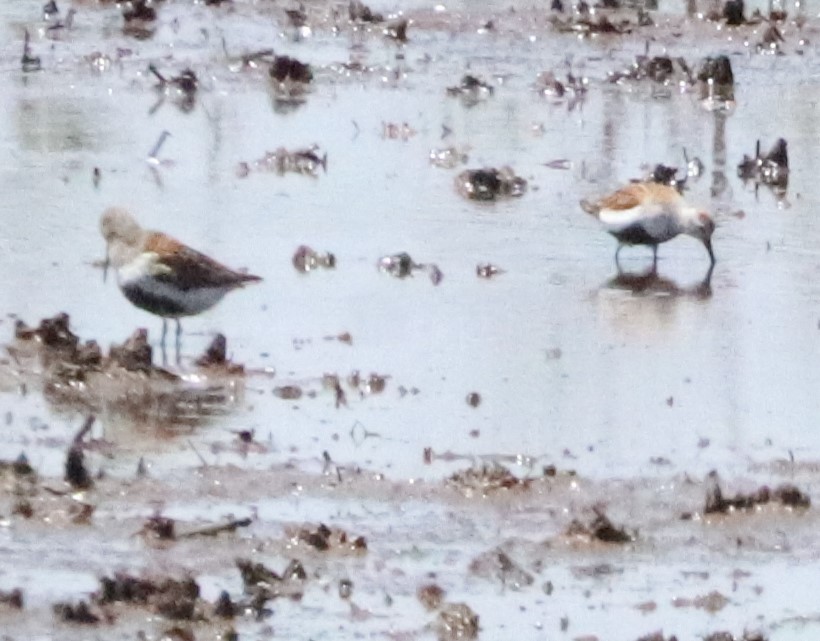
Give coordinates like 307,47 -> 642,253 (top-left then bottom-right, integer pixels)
1,0 -> 820,639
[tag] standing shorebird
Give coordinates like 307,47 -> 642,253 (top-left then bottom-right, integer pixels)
100,208 -> 262,361
580,182 -> 716,267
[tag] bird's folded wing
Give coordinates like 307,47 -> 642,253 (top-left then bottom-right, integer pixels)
145,233 -> 254,290
596,183 -> 647,211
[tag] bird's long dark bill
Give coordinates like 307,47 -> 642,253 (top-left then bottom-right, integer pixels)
704,238 -> 716,265
103,248 -> 110,283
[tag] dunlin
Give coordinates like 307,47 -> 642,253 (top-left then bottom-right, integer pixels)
580,182 -> 716,266
100,208 -> 261,358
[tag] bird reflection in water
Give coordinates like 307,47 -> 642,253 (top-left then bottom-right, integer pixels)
604,264 -> 714,301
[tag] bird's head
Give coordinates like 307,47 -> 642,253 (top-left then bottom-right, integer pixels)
684,210 -> 716,265
100,207 -> 142,246
100,207 -> 144,280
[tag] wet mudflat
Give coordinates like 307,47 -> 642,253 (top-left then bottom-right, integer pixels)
1,0 -> 820,639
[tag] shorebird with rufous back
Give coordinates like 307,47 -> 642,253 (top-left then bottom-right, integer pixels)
580,182 -> 716,268
100,207 -> 262,362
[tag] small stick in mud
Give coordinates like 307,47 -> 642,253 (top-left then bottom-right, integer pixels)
178,518 -> 253,539
21,29 -> 41,72
147,130 -> 172,164
65,415 -> 94,490
221,37 -> 276,70
187,439 -> 210,468
46,7 -> 76,34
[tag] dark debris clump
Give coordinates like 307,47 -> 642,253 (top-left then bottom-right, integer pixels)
650,164 -> 687,191
687,470 -> 811,517
447,463 -> 532,496
142,514 -> 176,540
16,315 -> 238,377
149,64 -> 198,95
756,23 -> 785,54
122,0 -> 156,23
273,385 -> 303,400
723,0 -> 745,25
0,588 -> 23,609
476,263 -> 504,279
737,138 -> 789,195
15,312 -> 78,351
53,600 -> 101,624
534,70 -> 588,108
236,558 -> 307,602
417,584 -> 446,610
552,12 -> 638,36
697,55 -> 735,107
213,590 -> 237,618
14,312 -> 106,381
290,523 -> 368,553
194,334 -> 244,374
469,548 -> 534,590
14,313 -> 103,383
446,75 -> 494,106
429,146 -> 469,169
97,573 -> 201,620
378,252 -> 443,285
65,415 -> 94,490
122,0 -> 157,39
108,328 -> 153,372
237,559 -> 280,589
455,167 -> 527,201
65,445 -> 92,490
608,54 -> 694,87
240,145 -> 327,177
153,579 -> 201,620
378,252 -> 418,278
194,334 -> 227,368
698,55 -> 734,86
384,18 -> 409,42
148,63 -> 198,112
643,150 -> 703,192
292,245 -> 336,272
349,0 -> 384,22
707,472 -> 810,512
704,633 -> 768,641
268,55 -> 313,105
566,506 -> 636,543
270,55 -> 313,83
435,602 -> 480,641
0,453 -> 36,479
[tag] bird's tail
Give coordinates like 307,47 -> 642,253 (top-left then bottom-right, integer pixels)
237,272 -> 263,285
579,198 -> 600,216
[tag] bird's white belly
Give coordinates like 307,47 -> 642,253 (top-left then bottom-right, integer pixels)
600,208 -> 681,242
117,258 -> 229,317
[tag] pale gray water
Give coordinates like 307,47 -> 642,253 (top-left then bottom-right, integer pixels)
1,0 -> 820,639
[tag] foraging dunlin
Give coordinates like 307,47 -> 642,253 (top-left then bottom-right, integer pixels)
100,208 -> 261,356
581,182 -> 716,266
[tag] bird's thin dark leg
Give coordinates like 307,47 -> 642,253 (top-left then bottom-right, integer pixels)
160,319 -> 168,366
703,263 -> 715,286
175,320 -> 182,367
651,245 -> 658,271
614,244 -> 624,271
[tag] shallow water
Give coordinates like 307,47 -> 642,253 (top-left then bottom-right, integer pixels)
1,0 -> 820,639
